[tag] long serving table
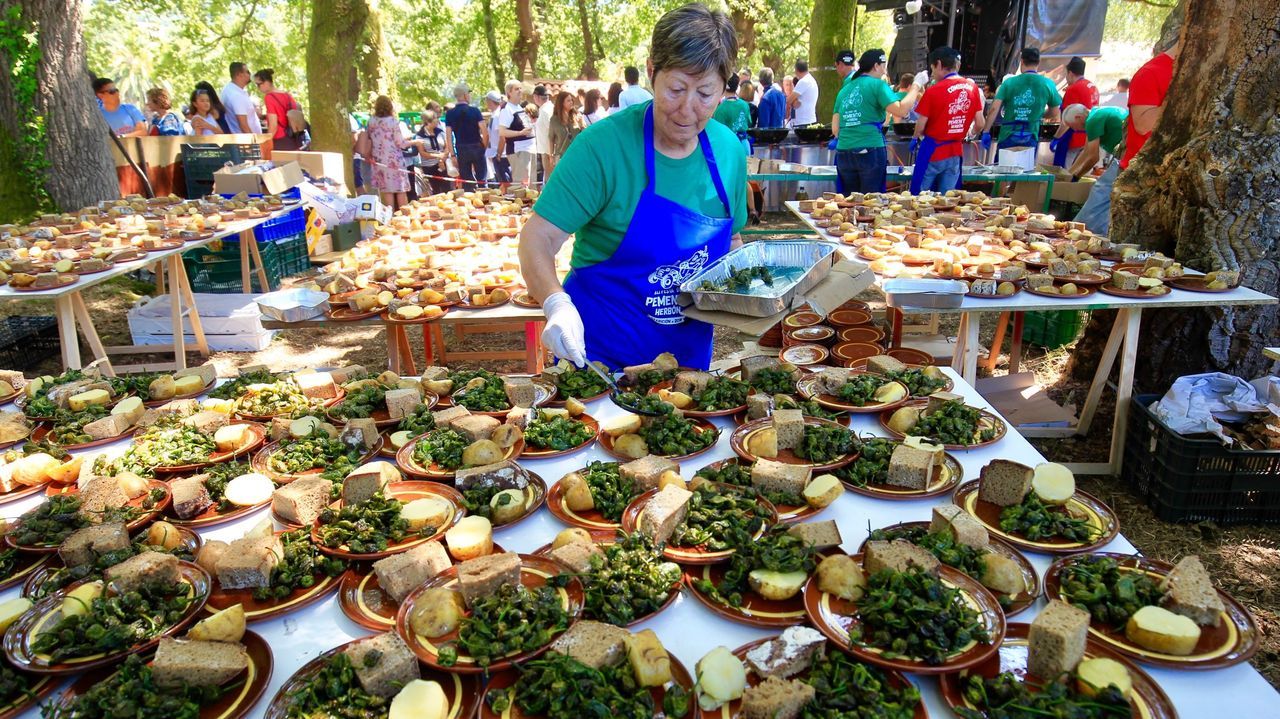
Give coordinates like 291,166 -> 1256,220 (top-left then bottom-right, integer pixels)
0,210 -> 287,373
4,367 -> 1278,716
749,169 -> 1055,213
783,200 -> 1280,475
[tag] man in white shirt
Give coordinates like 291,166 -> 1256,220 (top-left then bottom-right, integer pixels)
497,80 -> 535,187
791,59 -> 818,126
1101,78 -> 1130,108
617,66 -> 653,109
532,84 -> 552,183
484,91 -> 505,186
220,62 -> 262,134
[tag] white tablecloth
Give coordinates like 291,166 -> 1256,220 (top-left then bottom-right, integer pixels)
6,368 -> 1278,716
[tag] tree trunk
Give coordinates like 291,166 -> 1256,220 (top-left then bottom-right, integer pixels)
307,0 -> 370,191
575,0 -> 598,80
357,1 -> 393,102
729,3 -> 757,60
808,0 -> 856,122
480,0 -> 505,90
0,0 -> 116,212
1068,0 -> 1280,390
510,0 -> 540,81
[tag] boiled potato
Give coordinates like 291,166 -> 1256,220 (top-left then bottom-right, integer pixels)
979,553 -> 1025,595
872,382 -> 906,404
23,377 -> 43,399
445,515 -> 493,561
816,554 -> 866,601
1032,462 -> 1075,505
12,453 -> 59,486
652,352 -> 679,372
243,516 -> 275,540
289,416 -> 321,438
196,540 -> 230,576
46,456 -> 83,484
115,471 -> 150,498
1125,605 -> 1201,655
657,470 -> 686,491
657,389 -> 693,409
1060,282 -> 1079,296
886,406 -> 921,434
1076,657 -> 1133,698
551,527 -> 592,550
173,374 -> 204,395
695,646 -> 747,711
921,365 -> 945,380
461,439 -> 502,467
402,497 -> 452,531
747,569 -> 808,601
390,679 -> 449,719
224,473 -> 274,506
388,430 -> 413,450
747,428 -> 778,459
145,521 -> 183,550
489,489 -> 526,524
564,397 -> 586,417
111,396 -> 145,424
626,629 -> 673,687
423,379 -> 453,395
613,433 -> 649,459
997,281 -> 1016,296
803,474 -> 843,509
187,603 -> 246,643
491,424 -> 523,450
409,588 -> 466,638
0,597 -> 31,632
602,414 -> 642,437
148,375 -> 177,401
559,471 -> 595,512
61,581 -> 104,618
213,424 -> 249,452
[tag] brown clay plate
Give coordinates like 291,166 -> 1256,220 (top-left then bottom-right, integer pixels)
621,485 -> 776,565
250,436 -> 383,484
646,380 -> 750,418
396,554 -> 584,673
14,480 -> 173,552
1167,275 -> 1239,293
381,306 -> 451,324
1039,269 -> 1113,286
140,374 -> 217,407
0,658 -> 62,719
953,481 -> 1120,554
232,386 -> 346,422
1024,284 -> 1097,299
45,630 -> 273,719
795,373 -> 911,414
151,421 -> 268,473
1044,552 -> 1261,670
512,291 -> 540,308
326,389 -> 440,430
262,637 -> 480,719
858,521 -> 1039,617
693,456 -> 819,522
966,284 -> 1023,299
338,542 -> 508,631
203,529 -> 343,623
10,274 -> 79,292
449,377 -> 556,417
3,561 -> 211,674
0,483 -> 48,507
600,418 -> 720,463
545,469 -> 630,531
802,553 -> 1006,674
0,552 -> 52,593
519,414 -> 601,459
939,623 -> 1177,718
531,529 -> 681,627
481,653 -> 693,719
29,421 -> 136,450
163,463 -> 267,529
326,305 -> 382,321
455,295 -> 512,310
705,636 -> 927,719
1097,284 -> 1173,299
1013,252 -> 1051,268
684,553 -> 833,628
730,416 -> 858,471
877,399 -> 1008,450
838,441 -> 964,501
22,526 -> 202,600
834,364 -> 955,396
397,434 -> 524,480
313,481 -> 464,561
964,270 -> 1025,284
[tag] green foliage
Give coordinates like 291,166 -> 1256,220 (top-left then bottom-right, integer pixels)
1103,0 -> 1176,48
0,4 -> 50,222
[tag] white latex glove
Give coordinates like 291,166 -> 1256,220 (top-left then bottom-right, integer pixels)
914,71 -> 929,89
541,291 -> 587,367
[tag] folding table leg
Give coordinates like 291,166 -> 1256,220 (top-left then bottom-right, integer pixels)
1107,309 -> 1142,476
239,229 -> 254,292
396,326 -> 416,376
1077,311 -> 1127,436
421,324 -> 435,365
55,295 -> 81,370
961,313 -> 981,383
950,314 -> 967,375
985,312 -> 1010,372
169,260 -> 187,371
172,255 -> 209,358
1010,313 -> 1024,374
385,327 -> 400,373
69,293 -> 111,370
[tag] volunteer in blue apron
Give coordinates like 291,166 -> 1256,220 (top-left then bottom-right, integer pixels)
909,47 -> 984,194
832,50 -> 921,193
517,3 -> 747,370
982,47 -> 1061,172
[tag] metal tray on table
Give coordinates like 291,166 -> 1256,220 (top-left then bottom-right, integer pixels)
881,278 -> 968,310
679,241 -> 837,317
256,288 -> 330,322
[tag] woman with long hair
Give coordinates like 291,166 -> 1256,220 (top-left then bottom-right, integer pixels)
193,81 -> 231,133
583,89 -> 607,125
188,88 -> 221,136
606,82 -> 623,111
547,90 -> 584,177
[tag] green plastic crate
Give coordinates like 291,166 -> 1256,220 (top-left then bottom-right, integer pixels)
183,232 -> 310,294
1021,310 -> 1087,349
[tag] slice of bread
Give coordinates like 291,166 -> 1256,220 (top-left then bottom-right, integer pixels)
785,520 -> 843,550
343,631 -> 421,698
863,539 -> 939,576
930,505 -> 989,549
1028,599 -> 1090,679
741,676 -> 815,719
771,410 -> 805,451
456,551 -> 521,606
640,484 -> 692,545
744,626 -> 826,679
978,459 -> 1033,507
151,638 -> 249,689
1162,555 -> 1225,627
751,459 -> 811,496
549,620 -> 631,669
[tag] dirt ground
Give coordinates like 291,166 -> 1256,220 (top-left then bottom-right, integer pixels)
5,212 -> 1278,689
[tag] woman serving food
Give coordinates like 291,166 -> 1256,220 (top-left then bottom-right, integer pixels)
518,2 -> 748,371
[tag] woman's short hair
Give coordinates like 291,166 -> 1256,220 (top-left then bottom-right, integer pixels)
253,68 -> 275,84
422,110 -> 438,124
373,95 -> 394,117
649,3 -> 737,83
738,80 -> 754,101
146,87 -> 171,110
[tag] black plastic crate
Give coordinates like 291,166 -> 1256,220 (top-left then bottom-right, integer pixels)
183,232 -> 309,294
0,316 -> 59,370
1122,393 -> 1280,524
181,143 -> 262,198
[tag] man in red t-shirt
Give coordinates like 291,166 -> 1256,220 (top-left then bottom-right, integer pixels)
1122,43 -> 1179,169
1052,56 -> 1098,166
910,46 -> 983,194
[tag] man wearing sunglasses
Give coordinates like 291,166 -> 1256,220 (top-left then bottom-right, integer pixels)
221,61 -> 263,135
93,77 -> 148,137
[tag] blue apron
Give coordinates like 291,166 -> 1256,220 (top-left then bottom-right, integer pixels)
562,106 -> 734,371
910,73 -> 965,194
995,72 -> 1042,152
1052,128 -> 1076,166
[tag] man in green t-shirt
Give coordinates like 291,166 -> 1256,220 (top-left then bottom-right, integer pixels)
1068,104 -> 1128,235
831,49 -> 920,192
712,74 -> 754,154
983,47 -> 1062,171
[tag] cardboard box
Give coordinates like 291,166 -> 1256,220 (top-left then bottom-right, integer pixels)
1051,178 -> 1095,205
747,157 -> 762,174
310,233 -> 333,256
213,160 -> 304,195
353,195 -> 392,226
1009,181 -> 1048,211
273,151 -> 348,191
330,222 -> 363,251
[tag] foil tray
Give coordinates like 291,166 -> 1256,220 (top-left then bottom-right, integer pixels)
882,278 -> 968,309
256,288 -> 329,322
679,241 -> 837,317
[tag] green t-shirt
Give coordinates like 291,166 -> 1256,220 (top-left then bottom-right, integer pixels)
534,102 -> 748,269
834,74 -> 896,150
712,98 -> 752,136
1084,105 -> 1128,155
994,72 -> 1062,143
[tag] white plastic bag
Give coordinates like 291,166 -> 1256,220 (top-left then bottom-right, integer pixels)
1152,372 -> 1268,443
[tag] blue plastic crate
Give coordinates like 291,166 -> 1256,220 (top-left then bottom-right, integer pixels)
253,206 -> 307,244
